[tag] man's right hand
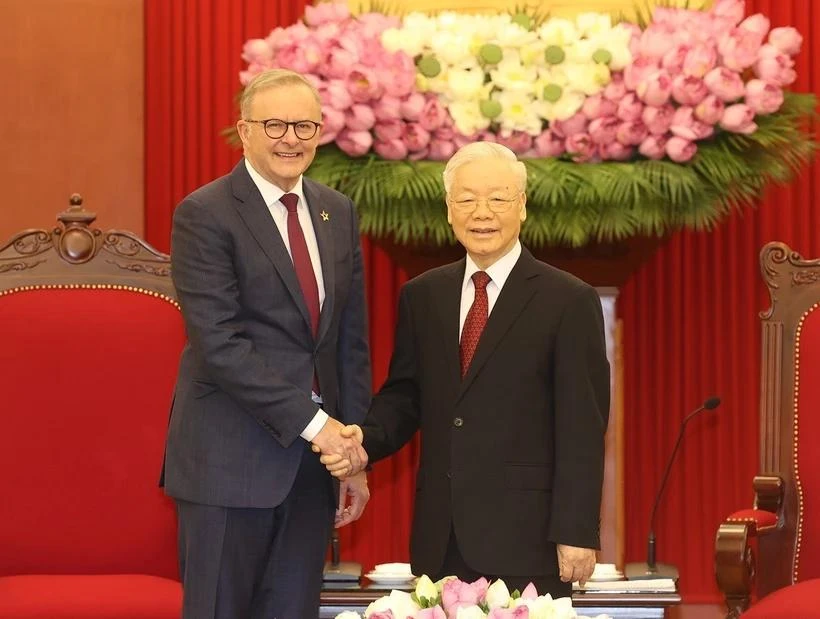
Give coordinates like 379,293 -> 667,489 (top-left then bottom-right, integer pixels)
311,419 -> 367,478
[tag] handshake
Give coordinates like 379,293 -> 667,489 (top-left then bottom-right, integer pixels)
310,417 -> 367,479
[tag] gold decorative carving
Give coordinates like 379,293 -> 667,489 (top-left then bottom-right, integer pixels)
0,260 -> 45,274
106,260 -> 172,277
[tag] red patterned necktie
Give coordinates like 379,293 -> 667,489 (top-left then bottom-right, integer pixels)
280,193 -> 320,338
460,271 -> 491,378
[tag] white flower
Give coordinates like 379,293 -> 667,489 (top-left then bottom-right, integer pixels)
448,100 -> 491,135
495,22 -> 539,49
563,62 -> 611,95
335,612 -> 362,619
381,27 -> 426,57
537,18 -> 578,47
493,90 -> 543,134
490,55 -> 539,92
485,578 -> 511,609
575,12 -> 612,37
455,605 -> 488,619
445,65 -> 487,100
414,574 -> 439,602
511,593 -> 579,619
430,30 -> 474,66
364,590 -> 420,618
583,25 -> 634,71
533,88 -> 585,122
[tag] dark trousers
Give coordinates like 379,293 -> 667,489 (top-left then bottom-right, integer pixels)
175,444 -> 335,619
434,525 -> 572,598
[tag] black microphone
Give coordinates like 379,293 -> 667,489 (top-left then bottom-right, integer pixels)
624,397 -> 721,581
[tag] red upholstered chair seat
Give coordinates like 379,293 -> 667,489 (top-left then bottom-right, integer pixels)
740,579 -> 820,618
0,575 -> 181,619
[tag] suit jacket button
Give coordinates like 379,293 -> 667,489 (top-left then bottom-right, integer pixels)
453,417 -> 463,427
447,471 -> 453,479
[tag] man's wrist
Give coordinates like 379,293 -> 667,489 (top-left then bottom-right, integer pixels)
300,409 -> 329,442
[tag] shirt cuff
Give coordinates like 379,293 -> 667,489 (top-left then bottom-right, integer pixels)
300,409 -> 329,442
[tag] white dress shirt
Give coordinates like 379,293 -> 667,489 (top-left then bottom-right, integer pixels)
459,240 -> 522,340
245,160 -> 329,441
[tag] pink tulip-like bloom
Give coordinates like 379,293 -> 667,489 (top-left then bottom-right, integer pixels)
582,94 -> 618,119
372,96 -> 402,122
738,14 -> 771,44
374,138 -> 408,159
703,67 -> 746,102
666,136 -> 697,162
417,607 -> 448,619
320,79 -> 353,111
336,129 -> 373,156
639,23 -> 678,60
367,611 -> 395,619
718,28 -> 763,71
671,74 -> 708,106
442,578 -> 486,617
745,79 -> 784,115
604,74 -> 628,101
428,139 -> 456,161
565,133 -> 597,162
520,583 -> 539,599
601,141 -> 634,161
639,135 -> 668,159
400,93 -> 426,121
404,123 -> 432,152
624,57 -> 661,91
345,104 -> 376,131
488,607 -> 530,619
661,44 -> 691,76
616,120 -> 649,146
376,51 -> 417,98
694,94 -> 726,125
711,0 -> 745,27
345,66 -> 383,103
374,119 -> 405,142
551,112 -> 588,138
720,104 -> 758,134
616,93 -> 644,122
642,104 -> 675,135
242,39 -> 273,65
318,107 -> 346,145
419,96 -> 448,132
671,106 -> 714,140
637,70 -> 673,106
755,44 -> 797,87
304,0 -> 350,26
588,116 -> 620,144
768,26 -> 803,56
683,44 -> 718,78
496,131 -> 534,154
534,130 -> 565,157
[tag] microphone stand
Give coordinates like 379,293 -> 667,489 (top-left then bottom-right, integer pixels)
624,397 -> 720,581
322,529 -> 362,586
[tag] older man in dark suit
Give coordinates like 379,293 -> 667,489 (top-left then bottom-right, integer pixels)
324,142 -> 610,597
162,69 -> 371,619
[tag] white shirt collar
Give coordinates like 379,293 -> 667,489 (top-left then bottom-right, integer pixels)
462,240 -> 522,292
244,158 -> 307,209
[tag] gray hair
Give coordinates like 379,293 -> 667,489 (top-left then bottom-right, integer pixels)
442,142 -> 527,194
240,69 -> 321,119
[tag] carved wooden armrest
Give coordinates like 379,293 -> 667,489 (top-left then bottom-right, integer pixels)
715,475 -> 783,619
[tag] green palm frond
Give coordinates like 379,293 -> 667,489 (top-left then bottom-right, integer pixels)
302,92 -> 815,248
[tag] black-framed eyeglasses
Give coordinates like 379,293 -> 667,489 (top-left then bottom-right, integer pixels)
244,118 -> 322,140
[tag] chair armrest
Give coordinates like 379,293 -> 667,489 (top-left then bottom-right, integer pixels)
715,475 -> 783,619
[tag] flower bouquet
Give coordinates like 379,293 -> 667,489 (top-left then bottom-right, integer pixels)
334,574 -> 611,619
236,0 -> 815,247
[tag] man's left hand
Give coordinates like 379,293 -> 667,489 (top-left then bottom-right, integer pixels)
335,470 -> 369,528
556,544 -> 596,586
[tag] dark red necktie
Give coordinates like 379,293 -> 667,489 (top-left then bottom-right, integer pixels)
460,271 -> 491,378
280,193 -> 320,338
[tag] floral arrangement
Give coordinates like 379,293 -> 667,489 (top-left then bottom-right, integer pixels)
333,574 -> 610,619
235,0 -> 815,247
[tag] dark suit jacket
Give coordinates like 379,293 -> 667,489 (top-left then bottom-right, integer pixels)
362,247 -> 609,578
162,160 -> 371,508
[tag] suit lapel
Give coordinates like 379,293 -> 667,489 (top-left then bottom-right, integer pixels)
437,259 -> 466,395
457,248 -> 540,402
230,161 -> 313,336
304,179 -> 334,345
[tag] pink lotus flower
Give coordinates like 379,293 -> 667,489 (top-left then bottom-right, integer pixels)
639,135 -> 669,159
683,44 -> 718,78
703,67 -> 746,102
582,94 -> 618,119
636,70 -> 673,106
367,611 -> 395,619
565,133 -> 597,162
745,79 -> 784,115
671,106 -> 714,140
346,65 -> 383,102
604,74 -> 628,101
624,57 -> 661,91
551,112 -> 588,138
374,119 -> 405,141
417,607 -> 447,619
718,28 -> 763,71
617,93 -> 644,122
720,103 -> 758,134
666,136 -> 697,162
304,0 -> 350,26
768,26 -> 803,56
408,147 -> 429,161
320,79 -> 353,111
496,131 -> 534,154
372,96 -> 402,122
694,94 -> 726,125
738,14 -> 771,45
617,120 -> 649,146
428,139 -> 456,161
533,130 -> 565,157
374,138 -> 408,159
642,104 -> 675,135
488,607 -> 530,619
376,52 -> 416,98
661,44 -> 691,76
400,93 -> 426,121
755,45 -> 797,86
588,116 -> 620,144
672,74 -> 708,106
442,578 -> 485,617
345,104 -> 376,131
242,39 -> 273,65
711,0 -> 744,27
419,97 -> 448,132
319,107 -> 346,145
639,23 -> 678,60
404,123 -> 432,152
600,141 -> 634,161
336,129 -> 373,156
520,583 -> 539,599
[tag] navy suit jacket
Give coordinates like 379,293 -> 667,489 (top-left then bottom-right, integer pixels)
163,160 -> 371,508
361,248 -> 609,577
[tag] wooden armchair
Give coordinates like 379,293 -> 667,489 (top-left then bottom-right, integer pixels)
0,195 -> 184,618
715,242 -> 820,618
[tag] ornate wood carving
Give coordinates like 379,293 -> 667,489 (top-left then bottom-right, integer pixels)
0,194 -> 176,300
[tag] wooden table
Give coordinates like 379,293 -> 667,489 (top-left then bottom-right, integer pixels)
320,583 -> 681,618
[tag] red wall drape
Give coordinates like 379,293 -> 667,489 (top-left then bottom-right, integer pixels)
621,0 -> 819,602
144,0 -> 819,600
144,0 -> 416,570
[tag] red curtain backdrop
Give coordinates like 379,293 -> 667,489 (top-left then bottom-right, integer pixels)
144,0 -> 415,570
144,0 -> 819,600
621,0 -> 819,602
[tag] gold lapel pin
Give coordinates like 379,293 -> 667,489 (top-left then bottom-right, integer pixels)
320,210 -> 330,221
